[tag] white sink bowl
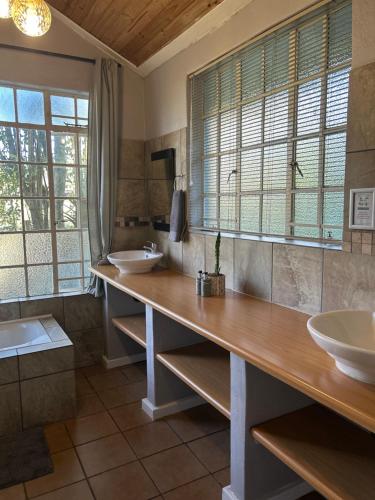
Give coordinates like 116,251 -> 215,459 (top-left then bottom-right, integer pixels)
307,310 -> 375,384
108,250 -> 163,274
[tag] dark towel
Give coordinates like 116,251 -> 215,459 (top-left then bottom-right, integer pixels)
169,190 -> 185,242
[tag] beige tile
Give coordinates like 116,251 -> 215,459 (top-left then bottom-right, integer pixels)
97,380 -> 147,409
76,433 -> 135,477
44,423 -> 73,454
213,466 -> 230,487
109,401 -> 152,431
0,302 -> 20,322
205,235 -> 234,290
272,244 -> 323,314
77,393 -> 105,418
148,179 -> 173,218
32,481 -> 93,500
112,226 -> 149,253
19,346 -> 74,380
362,243 -> 372,255
65,411 -> 118,446
165,404 -> 228,442
233,239 -> 272,300
164,475 -> 221,500
68,328 -> 103,368
25,449 -> 84,498
322,250 -> 375,310
351,231 -> 362,244
89,461 -> 158,500
87,370 -> 128,392
145,137 -> 162,179
117,179 -> 146,217
125,420 -> 181,458
0,353 -> 18,385
0,383 -> 22,436
352,242 -> 362,254
0,484 -> 25,500
75,372 -> 95,397
20,298 -> 64,327
182,233 -> 205,278
162,130 -> 181,175
121,361 -> 147,383
188,430 -> 230,473
79,364 -> 107,378
362,232 -> 373,245
63,295 -> 102,333
119,139 -> 145,179
142,445 -> 207,493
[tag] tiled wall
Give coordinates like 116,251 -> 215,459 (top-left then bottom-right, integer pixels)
0,294 -> 104,368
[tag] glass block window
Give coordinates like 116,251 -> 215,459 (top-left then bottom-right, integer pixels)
0,84 -> 90,300
189,0 -> 351,241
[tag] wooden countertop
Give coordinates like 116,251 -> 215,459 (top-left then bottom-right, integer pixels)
91,265 -> 375,432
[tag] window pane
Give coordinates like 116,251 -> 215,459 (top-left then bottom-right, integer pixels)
323,191 -> 344,226
80,199 -> 88,228
323,227 -> 342,240
83,260 -> 90,277
57,231 -> 81,262
28,265 -> 53,296
59,279 -> 82,293
298,19 -> 324,79
241,46 -> 263,99
82,230 -> 90,261
295,137 -> 320,189
297,79 -> 321,135
203,73 -> 217,114
51,133 -> 76,164
203,197 -> 217,227
294,226 -> 320,238
77,119 -> 88,128
26,232 -> 52,264
0,199 -> 22,231
262,193 -> 286,234
220,63 -> 235,108
58,262 -> 81,279
0,163 -> 20,196
265,32 -> 289,91
79,136 -> 88,165
204,117 -> 217,155
0,234 -> 24,266
55,199 -> 78,229
51,95 -> 74,116
240,195 -> 260,232
241,149 -> 261,191
241,100 -> 262,147
220,154 -> 237,193
219,196 -> 236,230
204,157 -> 217,193
294,192 -> 318,224
0,87 -> 15,122
23,199 -> 50,230
52,117 -> 71,126
220,109 -> 236,151
264,90 -> 289,141
263,143 -> 287,189
19,128 -> 47,162
22,164 -> 49,197
77,98 -> 89,118
80,167 -> 87,197
0,126 -> 18,160
328,4 -> 352,67
324,133 -> 346,187
0,267 -> 26,300
54,166 -> 78,197
326,68 -> 349,128
16,89 -> 45,125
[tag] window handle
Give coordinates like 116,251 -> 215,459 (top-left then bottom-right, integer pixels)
53,220 -> 67,226
227,169 -> 237,184
290,160 -> 303,178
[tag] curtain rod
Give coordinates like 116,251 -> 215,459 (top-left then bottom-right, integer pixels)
0,43 -> 122,67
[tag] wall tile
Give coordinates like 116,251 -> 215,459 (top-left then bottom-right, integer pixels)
347,62 -> 375,152
0,302 -> 20,321
148,179 -> 173,217
112,226 -> 149,252
145,137 -> 162,179
67,328 -> 104,368
21,370 -> 76,428
272,244 -> 323,314
20,297 -> 64,327
322,250 -> 375,310
18,345 -> 74,380
233,239 -> 272,300
0,383 -> 22,436
205,235 -> 234,290
117,179 -> 146,217
0,350 -> 18,385
119,139 -> 145,179
182,233 -> 205,278
149,229 -> 183,272
63,294 -> 103,332
162,130 -> 181,176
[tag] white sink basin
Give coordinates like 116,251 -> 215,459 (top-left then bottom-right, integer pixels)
307,310 -> 375,384
108,250 -> 163,274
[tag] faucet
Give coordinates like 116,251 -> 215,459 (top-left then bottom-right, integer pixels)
143,241 -> 158,254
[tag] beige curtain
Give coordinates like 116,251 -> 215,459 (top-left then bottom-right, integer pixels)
87,58 -> 119,297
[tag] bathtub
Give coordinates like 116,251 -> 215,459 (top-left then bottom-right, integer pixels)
0,317 -> 52,351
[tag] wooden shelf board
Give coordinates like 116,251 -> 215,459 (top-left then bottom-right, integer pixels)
251,404 -> 375,500
157,341 -> 230,419
112,315 -> 146,348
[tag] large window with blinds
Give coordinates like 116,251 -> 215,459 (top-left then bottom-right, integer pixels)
189,0 -> 351,241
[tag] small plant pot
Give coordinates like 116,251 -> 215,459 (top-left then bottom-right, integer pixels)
208,274 -> 225,296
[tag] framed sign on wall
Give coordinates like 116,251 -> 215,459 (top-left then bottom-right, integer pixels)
349,188 -> 375,229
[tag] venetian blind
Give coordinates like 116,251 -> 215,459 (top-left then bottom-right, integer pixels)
189,0 -> 352,240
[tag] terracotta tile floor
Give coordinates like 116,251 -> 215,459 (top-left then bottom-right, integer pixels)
0,362 -> 323,500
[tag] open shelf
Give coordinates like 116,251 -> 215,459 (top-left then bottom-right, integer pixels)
251,404 -> 375,500
112,315 -> 146,348
157,341 -> 230,419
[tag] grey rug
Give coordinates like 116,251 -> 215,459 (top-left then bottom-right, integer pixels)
0,427 -> 53,489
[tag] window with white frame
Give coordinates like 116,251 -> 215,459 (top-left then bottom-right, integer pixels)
189,0 -> 352,241
0,84 -> 90,300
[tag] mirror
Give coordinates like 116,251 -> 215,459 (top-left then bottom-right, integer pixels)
149,148 -> 175,231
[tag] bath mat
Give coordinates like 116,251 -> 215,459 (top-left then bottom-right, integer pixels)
0,427 -> 53,490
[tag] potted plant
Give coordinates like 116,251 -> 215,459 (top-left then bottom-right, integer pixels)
209,232 -> 225,296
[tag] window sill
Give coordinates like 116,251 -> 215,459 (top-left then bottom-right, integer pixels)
189,228 -> 343,252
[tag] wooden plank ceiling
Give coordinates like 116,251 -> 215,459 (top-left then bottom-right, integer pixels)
48,0 -> 224,66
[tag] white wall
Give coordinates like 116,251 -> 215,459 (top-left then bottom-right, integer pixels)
144,0 -> 375,140
0,13 -> 145,139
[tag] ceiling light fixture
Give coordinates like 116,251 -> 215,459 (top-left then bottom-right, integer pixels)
0,0 -> 13,18
11,0 -> 51,37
